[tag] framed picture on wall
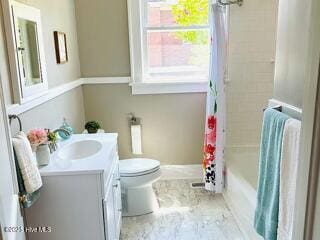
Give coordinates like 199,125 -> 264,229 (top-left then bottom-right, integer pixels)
53,31 -> 68,63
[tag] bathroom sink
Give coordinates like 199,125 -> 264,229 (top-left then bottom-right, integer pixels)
57,139 -> 103,160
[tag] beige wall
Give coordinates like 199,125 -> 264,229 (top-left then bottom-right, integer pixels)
76,0 -> 278,166
0,0 -> 85,132
75,0 -> 206,165
311,75 -> 320,239
1,0 -> 279,165
19,0 -> 81,89
74,0 -> 130,77
0,0 -> 84,234
83,84 -> 206,165
13,87 -> 85,133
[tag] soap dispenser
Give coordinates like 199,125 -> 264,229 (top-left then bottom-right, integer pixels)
59,118 -> 74,139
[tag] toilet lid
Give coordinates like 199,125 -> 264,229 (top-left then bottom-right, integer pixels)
119,158 -> 160,175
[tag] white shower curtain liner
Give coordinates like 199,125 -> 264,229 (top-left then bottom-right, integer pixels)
203,3 -> 227,192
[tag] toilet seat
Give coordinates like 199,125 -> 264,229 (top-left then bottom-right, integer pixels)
120,158 -> 160,177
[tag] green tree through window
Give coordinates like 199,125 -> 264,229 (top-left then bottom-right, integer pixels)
172,0 -> 209,44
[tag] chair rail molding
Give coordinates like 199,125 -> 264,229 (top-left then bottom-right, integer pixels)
7,77 -> 131,115
7,76 -> 207,115
81,77 -> 130,84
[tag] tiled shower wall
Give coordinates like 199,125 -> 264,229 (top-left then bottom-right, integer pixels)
226,0 -> 278,147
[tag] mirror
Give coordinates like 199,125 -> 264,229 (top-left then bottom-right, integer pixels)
4,1 -> 48,104
16,18 -> 42,87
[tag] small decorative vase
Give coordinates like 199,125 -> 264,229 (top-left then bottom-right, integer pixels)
36,144 -> 50,166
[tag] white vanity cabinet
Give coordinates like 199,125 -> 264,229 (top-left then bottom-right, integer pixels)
24,134 -> 122,240
103,161 -> 122,240
112,163 -> 122,239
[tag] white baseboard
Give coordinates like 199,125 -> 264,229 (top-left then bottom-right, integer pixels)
160,164 -> 203,180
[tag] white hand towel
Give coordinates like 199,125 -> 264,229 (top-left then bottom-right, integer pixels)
12,132 -> 42,193
277,119 -> 301,240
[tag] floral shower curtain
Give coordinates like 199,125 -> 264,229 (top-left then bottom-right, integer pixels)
203,3 -> 227,192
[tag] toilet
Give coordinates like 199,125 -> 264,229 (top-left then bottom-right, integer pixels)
119,158 -> 161,217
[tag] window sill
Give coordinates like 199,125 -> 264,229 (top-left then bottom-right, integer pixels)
129,81 -> 208,95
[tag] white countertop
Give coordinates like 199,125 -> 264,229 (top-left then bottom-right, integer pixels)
39,133 -> 118,176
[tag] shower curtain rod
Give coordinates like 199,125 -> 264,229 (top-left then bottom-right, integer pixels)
217,0 -> 243,6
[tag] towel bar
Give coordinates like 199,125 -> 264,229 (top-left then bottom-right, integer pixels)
268,99 -> 302,120
263,106 -> 282,112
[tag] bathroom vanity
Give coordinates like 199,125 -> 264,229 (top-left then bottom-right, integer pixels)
24,134 -> 122,240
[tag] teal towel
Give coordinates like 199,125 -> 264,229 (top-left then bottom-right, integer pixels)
254,108 -> 289,240
13,149 -> 41,208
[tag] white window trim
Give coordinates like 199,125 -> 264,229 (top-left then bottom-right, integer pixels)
130,81 -> 208,95
127,0 -> 209,95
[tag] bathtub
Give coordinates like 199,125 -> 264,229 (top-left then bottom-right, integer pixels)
224,146 -> 263,240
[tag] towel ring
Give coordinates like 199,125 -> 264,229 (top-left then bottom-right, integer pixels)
9,114 -> 22,131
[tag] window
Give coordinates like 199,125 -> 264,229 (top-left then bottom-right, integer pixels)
128,0 -> 210,94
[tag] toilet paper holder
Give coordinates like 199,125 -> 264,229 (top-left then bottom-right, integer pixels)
128,112 -> 140,125
127,113 -> 142,154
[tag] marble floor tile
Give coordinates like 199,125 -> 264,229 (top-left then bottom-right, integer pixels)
120,179 -> 243,240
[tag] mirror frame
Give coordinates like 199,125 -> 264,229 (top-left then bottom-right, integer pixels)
2,0 -> 48,104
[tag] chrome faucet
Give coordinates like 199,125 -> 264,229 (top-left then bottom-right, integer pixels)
53,128 -> 72,137
49,128 -> 72,153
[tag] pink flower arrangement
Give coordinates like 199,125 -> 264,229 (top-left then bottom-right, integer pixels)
27,128 -> 48,151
